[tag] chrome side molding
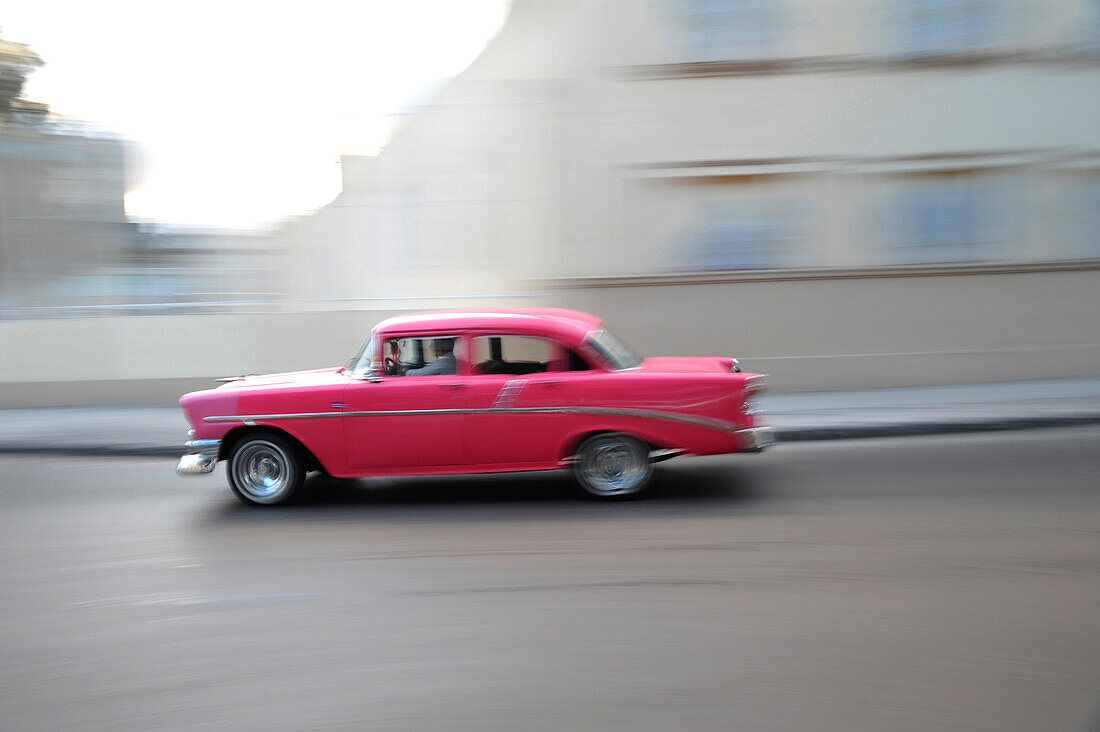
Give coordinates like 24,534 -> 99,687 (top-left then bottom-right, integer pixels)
203,406 -> 745,436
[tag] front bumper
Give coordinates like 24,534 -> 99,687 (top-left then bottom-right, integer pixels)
737,426 -> 775,452
176,439 -> 221,476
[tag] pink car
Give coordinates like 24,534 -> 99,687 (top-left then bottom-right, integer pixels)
177,308 -> 772,505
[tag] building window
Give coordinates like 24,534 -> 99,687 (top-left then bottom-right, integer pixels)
668,0 -> 794,61
889,0 -> 1014,58
678,199 -> 809,270
872,174 -> 1018,264
1066,173 -> 1100,259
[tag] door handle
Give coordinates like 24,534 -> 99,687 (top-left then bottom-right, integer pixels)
442,383 -> 467,389
537,380 -> 563,386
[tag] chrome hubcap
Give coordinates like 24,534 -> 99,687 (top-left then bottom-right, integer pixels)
580,437 -> 649,496
233,441 -> 290,500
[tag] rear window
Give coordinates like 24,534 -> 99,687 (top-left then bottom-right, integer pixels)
586,327 -> 643,370
471,335 -> 553,375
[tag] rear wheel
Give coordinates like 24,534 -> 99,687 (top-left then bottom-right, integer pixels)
573,433 -> 653,499
227,433 -> 304,506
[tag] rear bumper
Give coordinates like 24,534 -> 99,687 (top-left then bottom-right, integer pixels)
176,439 -> 221,476
737,427 -> 774,452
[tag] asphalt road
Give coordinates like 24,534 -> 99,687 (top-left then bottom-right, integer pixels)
2,429 -> 1099,731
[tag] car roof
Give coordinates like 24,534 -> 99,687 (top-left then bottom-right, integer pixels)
373,308 -> 603,343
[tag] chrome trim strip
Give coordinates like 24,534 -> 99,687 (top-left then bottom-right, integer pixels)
205,411 -> 372,422
744,374 -> 768,392
649,448 -> 688,463
205,406 -> 743,434
491,379 -> 527,409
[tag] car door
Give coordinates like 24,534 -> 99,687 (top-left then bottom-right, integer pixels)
343,334 -> 468,471
463,333 -> 580,467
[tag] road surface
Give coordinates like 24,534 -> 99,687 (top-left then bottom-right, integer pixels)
2,428 -> 1099,730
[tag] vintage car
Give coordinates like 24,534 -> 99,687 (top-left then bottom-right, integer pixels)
177,308 -> 772,505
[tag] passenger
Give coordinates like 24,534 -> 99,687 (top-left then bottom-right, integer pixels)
406,337 -> 457,376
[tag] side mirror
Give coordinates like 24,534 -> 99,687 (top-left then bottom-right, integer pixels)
366,361 -> 386,382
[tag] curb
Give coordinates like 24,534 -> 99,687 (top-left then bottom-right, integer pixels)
0,445 -> 183,459
2,413 -> 1099,459
775,413 -> 1100,442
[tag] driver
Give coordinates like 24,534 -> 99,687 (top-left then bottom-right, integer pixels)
385,340 -> 406,376
407,337 -> 457,377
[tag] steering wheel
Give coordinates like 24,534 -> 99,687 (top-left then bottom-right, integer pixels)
384,357 -> 405,376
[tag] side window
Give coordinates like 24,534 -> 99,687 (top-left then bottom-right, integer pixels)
383,336 -> 460,377
471,336 -> 554,375
567,349 -> 592,372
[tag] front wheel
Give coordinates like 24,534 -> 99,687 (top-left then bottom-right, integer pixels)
227,433 -> 305,506
573,433 -> 653,499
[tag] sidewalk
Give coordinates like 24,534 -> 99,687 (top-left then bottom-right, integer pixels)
0,377 -> 1098,459
763,377 -> 1100,441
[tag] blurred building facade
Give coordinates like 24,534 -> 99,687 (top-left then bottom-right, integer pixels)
283,0 -> 1100,386
6,0 -> 1093,397
123,225 -> 284,312
0,34 -> 133,308
286,0 -> 1100,285
0,32 -> 285,315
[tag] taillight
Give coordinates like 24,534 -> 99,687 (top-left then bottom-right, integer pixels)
741,375 -> 766,416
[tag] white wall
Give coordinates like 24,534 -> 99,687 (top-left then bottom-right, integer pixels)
0,310 -> 404,384
550,265 -> 1100,389
1,263 -> 1096,406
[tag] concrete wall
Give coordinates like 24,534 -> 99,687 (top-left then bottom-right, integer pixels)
1,263 -> 1096,406
0,309 -> 410,408
550,264 -> 1100,391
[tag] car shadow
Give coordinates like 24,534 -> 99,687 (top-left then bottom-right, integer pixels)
198,460 -> 769,525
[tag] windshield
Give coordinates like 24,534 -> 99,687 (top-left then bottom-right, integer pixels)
345,335 -> 376,377
586,327 -> 643,370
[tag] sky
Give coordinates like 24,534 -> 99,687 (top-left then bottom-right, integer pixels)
3,0 -> 511,229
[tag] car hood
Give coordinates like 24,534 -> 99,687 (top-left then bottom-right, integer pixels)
215,367 -> 347,390
637,357 -> 735,374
